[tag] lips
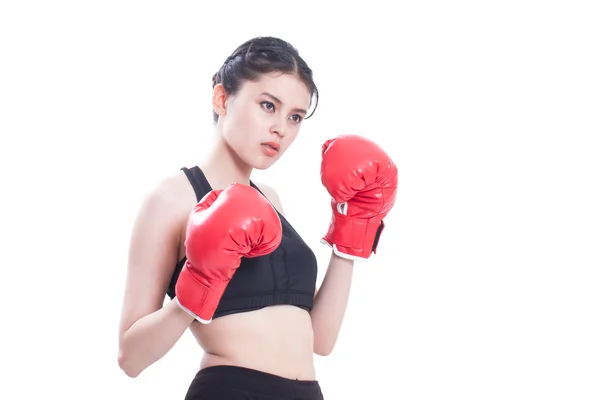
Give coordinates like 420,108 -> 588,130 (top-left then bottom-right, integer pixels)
261,141 -> 280,152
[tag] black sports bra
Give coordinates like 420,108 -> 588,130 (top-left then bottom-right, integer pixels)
166,166 -> 318,319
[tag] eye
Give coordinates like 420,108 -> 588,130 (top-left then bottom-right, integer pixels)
260,101 -> 275,112
290,114 -> 303,123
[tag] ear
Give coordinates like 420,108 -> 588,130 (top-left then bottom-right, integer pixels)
212,84 -> 228,117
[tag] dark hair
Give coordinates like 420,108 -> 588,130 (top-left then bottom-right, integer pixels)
211,36 -> 319,123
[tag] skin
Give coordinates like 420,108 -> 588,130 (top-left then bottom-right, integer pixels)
117,71 -> 355,381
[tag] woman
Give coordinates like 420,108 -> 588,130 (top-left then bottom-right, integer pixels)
117,36 -> 397,400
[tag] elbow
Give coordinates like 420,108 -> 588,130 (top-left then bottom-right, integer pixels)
312,325 -> 339,357
313,340 -> 335,357
314,348 -> 333,357
118,349 -> 143,378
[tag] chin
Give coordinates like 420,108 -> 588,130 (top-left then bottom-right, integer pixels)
239,146 -> 284,170
253,160 -> 278,170
252,154 -> 283,170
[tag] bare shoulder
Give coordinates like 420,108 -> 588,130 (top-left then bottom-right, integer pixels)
130,169 -> 198,257
253,181 -> 285,216
147,169 -> 196,209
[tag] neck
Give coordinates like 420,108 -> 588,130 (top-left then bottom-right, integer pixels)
199,135 -> 253,188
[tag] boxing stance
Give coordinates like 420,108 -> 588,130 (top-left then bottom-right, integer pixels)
117,36 -> 397,400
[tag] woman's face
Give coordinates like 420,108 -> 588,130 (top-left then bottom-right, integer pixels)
214,72 -> 312,170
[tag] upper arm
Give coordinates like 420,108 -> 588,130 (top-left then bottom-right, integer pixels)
118,177 -> 188,339
254,181 -> 285,216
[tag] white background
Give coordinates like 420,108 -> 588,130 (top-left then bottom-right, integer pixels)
1,1 -> 599,399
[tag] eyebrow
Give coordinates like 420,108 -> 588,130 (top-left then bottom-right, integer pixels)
260,92 -> 308,115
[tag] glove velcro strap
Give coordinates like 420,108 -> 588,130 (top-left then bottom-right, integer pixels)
175,263 -> 230,324
328,213 -> 385,257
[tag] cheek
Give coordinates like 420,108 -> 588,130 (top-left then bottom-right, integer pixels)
225,108 -> 254,135
281,129 -> 300,149
237,106 -> 266,131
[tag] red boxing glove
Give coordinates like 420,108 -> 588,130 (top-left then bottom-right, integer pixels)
175,183 -> 282,323
320,134 -> 398,261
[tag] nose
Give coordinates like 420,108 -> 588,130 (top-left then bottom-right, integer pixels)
271,124 -> 285,138
270,115 -> 287,138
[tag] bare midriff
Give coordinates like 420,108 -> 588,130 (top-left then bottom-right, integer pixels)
190,304 -> 316,380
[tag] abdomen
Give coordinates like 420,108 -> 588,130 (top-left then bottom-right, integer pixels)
190,305 -> 316,380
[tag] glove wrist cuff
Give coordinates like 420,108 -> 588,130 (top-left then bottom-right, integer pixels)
175,262 -> 229,324
323,212 -> 385,260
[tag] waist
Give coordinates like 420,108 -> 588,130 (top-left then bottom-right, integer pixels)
191,305 -> 316,380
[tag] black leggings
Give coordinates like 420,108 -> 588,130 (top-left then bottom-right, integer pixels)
184,365 -> 324,400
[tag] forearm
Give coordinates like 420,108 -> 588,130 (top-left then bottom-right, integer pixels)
118,299 -> 196,377
310,251 -> 354,356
